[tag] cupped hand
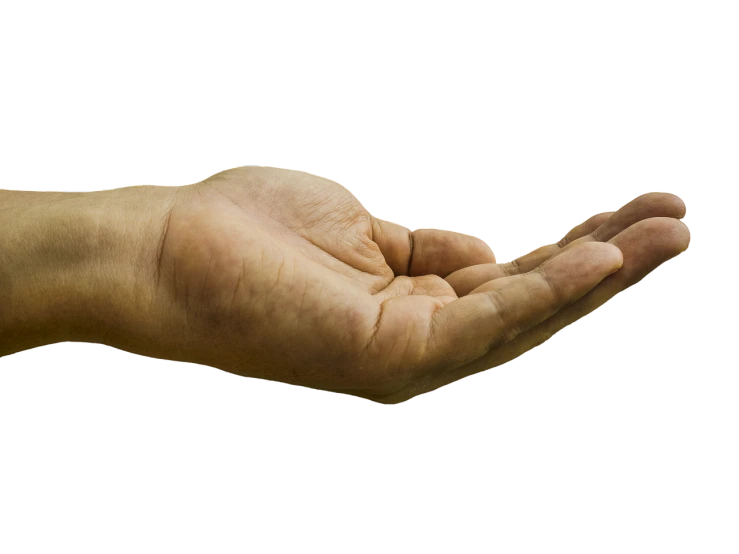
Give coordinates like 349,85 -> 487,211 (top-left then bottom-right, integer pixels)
135,166 -> 689,403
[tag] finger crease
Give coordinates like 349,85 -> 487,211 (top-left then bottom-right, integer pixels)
406,231 -> 415,276
365,300 -> 386,355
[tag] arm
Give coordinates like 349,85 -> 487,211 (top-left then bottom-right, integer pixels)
0,186 -> 175,356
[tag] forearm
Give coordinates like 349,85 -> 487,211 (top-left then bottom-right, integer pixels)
0,186 -> 175,356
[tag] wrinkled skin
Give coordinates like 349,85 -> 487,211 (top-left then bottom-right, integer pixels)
126,166 -> 689,403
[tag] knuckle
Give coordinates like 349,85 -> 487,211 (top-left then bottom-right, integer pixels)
509,257 -> 522,274
479,289 -> 514,351
535,268 -> 560,301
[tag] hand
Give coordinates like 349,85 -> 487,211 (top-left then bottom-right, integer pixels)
0,167 -> 689,403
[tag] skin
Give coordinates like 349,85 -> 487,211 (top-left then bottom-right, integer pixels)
0,166 -> 690,403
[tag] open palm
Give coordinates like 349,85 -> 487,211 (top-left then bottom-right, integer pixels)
150,166 -> 688,402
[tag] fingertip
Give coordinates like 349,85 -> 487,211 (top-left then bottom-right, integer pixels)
661,192 -> 687,219
674,195 -> 687,219
567,241 -> 624,272
601,241 -> 625,269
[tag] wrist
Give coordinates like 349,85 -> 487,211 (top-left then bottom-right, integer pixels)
0,186 -> 177,355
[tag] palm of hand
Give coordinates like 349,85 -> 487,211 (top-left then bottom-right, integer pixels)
156,166 -> 689,402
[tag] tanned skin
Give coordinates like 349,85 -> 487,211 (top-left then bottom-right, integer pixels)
0,166 -> 689,402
